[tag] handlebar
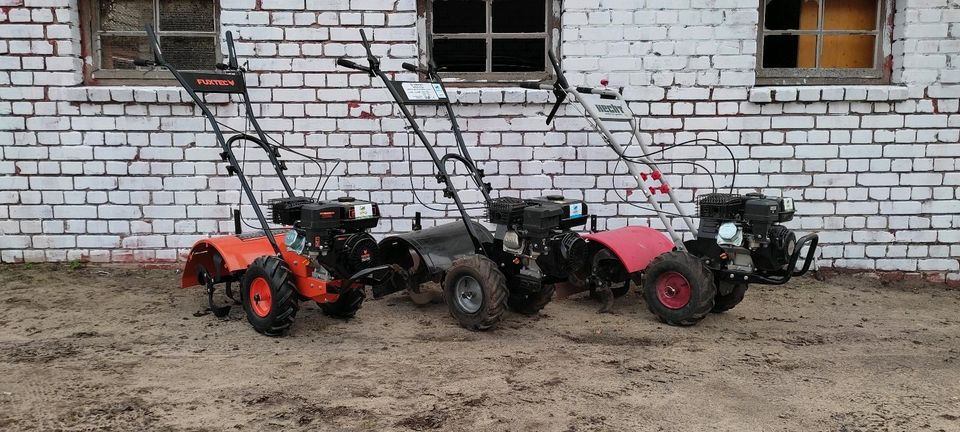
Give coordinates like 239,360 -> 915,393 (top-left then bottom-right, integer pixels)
547,51 -> 568,90
140,25 -> 241,72
337,57 -> 371,74
337,29 -> 378,76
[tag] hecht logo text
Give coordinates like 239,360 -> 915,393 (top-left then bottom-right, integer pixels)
596,104 -> 625,115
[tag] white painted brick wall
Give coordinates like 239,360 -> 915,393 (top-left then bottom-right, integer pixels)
0,0 -> 958,281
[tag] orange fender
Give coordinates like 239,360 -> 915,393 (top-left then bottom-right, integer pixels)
181,233 -> 284,288
583,226 -> 675,274
181,232 -> 339,304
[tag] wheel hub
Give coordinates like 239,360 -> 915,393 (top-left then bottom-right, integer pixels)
655,271 -> 691,310
249,277 -> 273,318
453,276 -> 483,314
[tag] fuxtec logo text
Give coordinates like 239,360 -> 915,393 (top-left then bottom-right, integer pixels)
196,79 -> 235,86
595,104 -> 625,115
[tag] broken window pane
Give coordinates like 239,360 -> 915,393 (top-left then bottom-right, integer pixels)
492,39 -> 544,71
159,0 -> 216,32
101,35 -> 152,69
160,36 -> 217,70
492,0 -> 545,33
99,0 -> 153,32
433,38 -> 486,72
763,34 -> 817,68
821,35 -> 875,67
764,0 -> 818,30
823,0 -> 878,30
433,0 -> 486,33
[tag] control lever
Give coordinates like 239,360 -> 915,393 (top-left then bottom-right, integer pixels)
545,88 -> 567,125
401,62 -> 425,74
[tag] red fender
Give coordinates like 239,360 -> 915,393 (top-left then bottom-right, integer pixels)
583,226 -> 675,274
181,233 -> 284,288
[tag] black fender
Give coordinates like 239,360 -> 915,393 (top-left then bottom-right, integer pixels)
375,220 -> 495,297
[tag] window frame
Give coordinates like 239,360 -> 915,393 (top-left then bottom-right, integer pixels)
756,0 -> 893,86
416,0 -> 561,85
80,0 -> 221,85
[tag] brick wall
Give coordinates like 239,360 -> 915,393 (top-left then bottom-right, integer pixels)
0,0 -> 958,281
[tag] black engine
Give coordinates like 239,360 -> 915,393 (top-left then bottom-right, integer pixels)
269,196 -> 381,279
687,193 -> 798,274
487,195 -> 588,280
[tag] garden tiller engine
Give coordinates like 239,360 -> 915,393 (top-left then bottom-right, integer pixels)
136,26 -> 396,336
337,30 -> 588,330
515,51 -> 819,326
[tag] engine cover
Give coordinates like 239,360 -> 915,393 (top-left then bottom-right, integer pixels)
319,232 -> 379,278
535,231 -> 587,278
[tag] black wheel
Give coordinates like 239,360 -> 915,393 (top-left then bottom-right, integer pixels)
712,283 -> 748,313
641,251 -> 716,326
319,288 -> 365,319
240,256 -> 300,336
507,283 -> 554,315
442,255 -> 508,331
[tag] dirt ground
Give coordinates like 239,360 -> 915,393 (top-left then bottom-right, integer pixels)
1,265 -> 959,432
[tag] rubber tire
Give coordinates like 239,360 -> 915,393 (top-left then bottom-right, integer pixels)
507,283 -> 555,315
712,283 -> 748,313
641,251 -> 716,327
319,288 -> 365,319
240,256 -> 300,336
442,255 -> 508,331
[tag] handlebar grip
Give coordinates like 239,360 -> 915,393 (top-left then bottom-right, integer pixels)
215,63 -> 229,70
576,86 -> 595,94
520,82 -> 542,90
401,62 -> 419,72
133,59 -> 154,67
337,58 -> 362,70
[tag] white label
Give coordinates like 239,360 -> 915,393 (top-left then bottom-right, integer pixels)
354,203 -> 374,219
783,197 -> 795,212
588,95 -> 633,121
432,83 -> 447,98
402,82 -> 440,101
569,203 -> 583,218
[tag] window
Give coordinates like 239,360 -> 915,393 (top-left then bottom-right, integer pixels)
418,0 -> 560,83
81,0 -> 219,84
757,0 -> 891,85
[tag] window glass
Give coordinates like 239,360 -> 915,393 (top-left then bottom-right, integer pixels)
100,35 -> 151,69
492,0 -> 545,33
433,39 -> 487,72
159,0 -> 216,32
492,39 -> 544,72
433,0 -> 486,33
99,0 -> 153,32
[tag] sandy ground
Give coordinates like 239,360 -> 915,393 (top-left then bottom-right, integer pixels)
0,264 -> 959,432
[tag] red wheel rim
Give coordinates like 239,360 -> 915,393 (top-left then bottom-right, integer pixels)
655,271 -> 691,310
249,277 -> 272,317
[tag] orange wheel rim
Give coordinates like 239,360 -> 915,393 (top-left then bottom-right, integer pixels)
249,277 -> 272,317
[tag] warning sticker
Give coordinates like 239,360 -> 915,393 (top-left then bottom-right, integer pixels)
354,203 -> 374,219
432,83 -> 446,98
569,203 -> 583,218
402,82 -> 440,101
